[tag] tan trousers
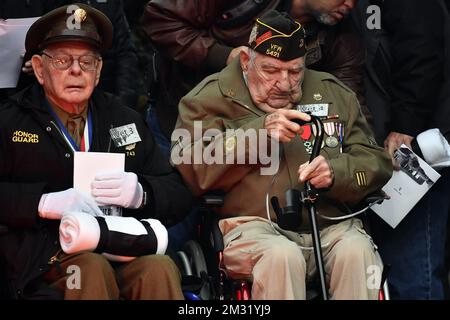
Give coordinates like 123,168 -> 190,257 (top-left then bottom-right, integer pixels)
219,217 -> 382,300
44,252 -> 184,300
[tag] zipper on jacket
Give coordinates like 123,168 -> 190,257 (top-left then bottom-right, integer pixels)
48,249 -> 62,274
50,120 -> 73,152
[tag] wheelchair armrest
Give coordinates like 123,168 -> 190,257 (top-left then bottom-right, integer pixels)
199,194 -> 224,208
210,217 -> 224,252
197,192 -> 225,252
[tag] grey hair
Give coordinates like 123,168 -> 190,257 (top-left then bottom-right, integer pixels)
248,48 -> 257,67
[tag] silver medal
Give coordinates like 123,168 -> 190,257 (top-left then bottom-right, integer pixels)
325,136 -> 339,148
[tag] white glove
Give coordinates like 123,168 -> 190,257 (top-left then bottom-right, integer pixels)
91,171 -> 143,209
38,188 -> 104,220
416,128 -> 450,169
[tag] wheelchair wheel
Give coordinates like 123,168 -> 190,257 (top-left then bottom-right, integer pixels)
176,251 -> 193,276
183,240 -> 212,300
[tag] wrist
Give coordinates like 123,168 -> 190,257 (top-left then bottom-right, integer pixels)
38,193 -> 49,217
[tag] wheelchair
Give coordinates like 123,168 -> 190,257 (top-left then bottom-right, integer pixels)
176,192 -> 391,300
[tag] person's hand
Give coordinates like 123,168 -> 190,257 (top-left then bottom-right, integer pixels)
91,171 -> 143,208
38,188 -> 103,220
384,131 -> 414,169
298,155 -> 334,189
264,109 -> 311,142
21,58 -> 34,74
226,46 -> 248,65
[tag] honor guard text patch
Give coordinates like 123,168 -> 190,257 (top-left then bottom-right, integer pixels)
12,130 -> 39,143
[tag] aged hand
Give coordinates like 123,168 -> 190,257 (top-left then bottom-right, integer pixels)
384,132 -> 414,169
91,171 -> 143,209
298,155 -> 334,189
264,109 -> 310,142
38,188 -> 103,220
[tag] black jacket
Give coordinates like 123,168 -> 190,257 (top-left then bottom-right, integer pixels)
354,0 -> 450,144
382,0 -> 446,137
0,84 -> 192,298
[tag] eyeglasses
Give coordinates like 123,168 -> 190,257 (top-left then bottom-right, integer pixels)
41,52 -> 101,72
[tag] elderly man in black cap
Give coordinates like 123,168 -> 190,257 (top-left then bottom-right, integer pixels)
174,10 -> 392,299
0,3 -> 192,299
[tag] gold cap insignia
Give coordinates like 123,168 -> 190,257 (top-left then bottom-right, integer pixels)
125,143 -> 136,151
74,8 -> 87,23
313,93 -> 322,101
227,89 -> 236,97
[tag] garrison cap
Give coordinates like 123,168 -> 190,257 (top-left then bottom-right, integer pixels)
249,10 -> 306,61
25,3 -> 113,54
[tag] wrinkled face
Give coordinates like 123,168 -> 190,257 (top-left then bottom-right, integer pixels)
300,0 -> 357,25
31,41 -> 102,113
241,49 -> 305,113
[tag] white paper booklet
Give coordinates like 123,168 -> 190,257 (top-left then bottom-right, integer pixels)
73,152 -> 125,216
371,144 -> 441,228
0,17 -> 39,88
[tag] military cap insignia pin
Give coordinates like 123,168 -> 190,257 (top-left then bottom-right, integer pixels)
74,8 -> 87,23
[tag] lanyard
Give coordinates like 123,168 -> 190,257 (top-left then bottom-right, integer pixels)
45,100 -> 93,152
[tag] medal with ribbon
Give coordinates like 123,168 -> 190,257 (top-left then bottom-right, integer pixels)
45,100 -> 93,152
335,122 -> 344,152
299,124 -> 313,154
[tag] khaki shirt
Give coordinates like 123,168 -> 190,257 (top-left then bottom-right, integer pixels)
174,58 -> 392,230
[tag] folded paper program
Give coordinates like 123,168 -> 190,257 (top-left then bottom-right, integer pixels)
59,212 -> 168,262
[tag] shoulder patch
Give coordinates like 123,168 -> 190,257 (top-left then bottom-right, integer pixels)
187,73 -> 219,97
355,171 -> 368,187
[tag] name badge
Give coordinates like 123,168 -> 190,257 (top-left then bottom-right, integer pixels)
297,104 -> 329,117
109,123 -> 141,148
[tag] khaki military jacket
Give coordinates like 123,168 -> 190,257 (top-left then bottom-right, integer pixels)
174,58 -> 392,230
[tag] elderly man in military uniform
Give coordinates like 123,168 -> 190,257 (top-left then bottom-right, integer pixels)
0,4 -> 192,299
174,10 -> 392,300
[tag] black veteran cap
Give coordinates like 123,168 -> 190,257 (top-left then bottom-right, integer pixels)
249,10 -> 306,61
25,3 -> 113,54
